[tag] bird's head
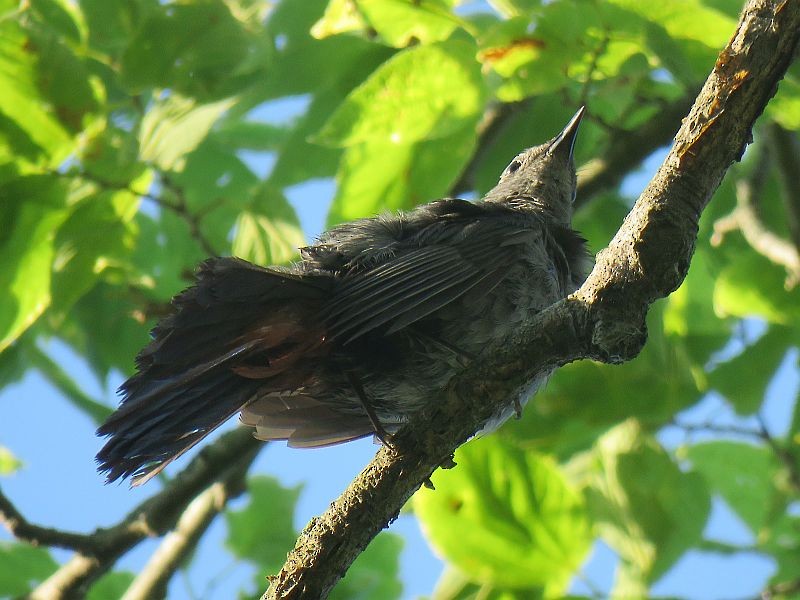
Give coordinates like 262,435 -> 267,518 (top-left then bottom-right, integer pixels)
484,107 -> 584,225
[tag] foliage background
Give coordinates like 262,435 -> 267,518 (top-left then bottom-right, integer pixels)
1,0 -> 799,598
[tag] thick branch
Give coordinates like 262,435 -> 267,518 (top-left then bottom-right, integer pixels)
28,428 -> 261,599
264,1 -> 800,598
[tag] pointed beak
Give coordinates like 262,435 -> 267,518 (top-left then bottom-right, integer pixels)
547,106 -> 585,161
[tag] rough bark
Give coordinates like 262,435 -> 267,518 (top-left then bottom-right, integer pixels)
263,1 -> 800,598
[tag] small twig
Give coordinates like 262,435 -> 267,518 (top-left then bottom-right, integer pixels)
755,413 -> 800,495
0,488 -> 98,553
155,175 -> 220,257
27,427 -> 263,600
712,145 -> 800,288
671,418 -> 763,439
120,465 -> 250,600
761,577 -> 800,599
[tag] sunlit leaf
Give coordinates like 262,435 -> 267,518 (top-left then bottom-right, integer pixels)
0,446 -> 22,475
139,94 -> 234,171
414,437 -> 591,593
232,186 -> 306,266
357,0 -> 462,48
327,124 -> 476,225
0,176 -> 72,353
315,39 -> 485,146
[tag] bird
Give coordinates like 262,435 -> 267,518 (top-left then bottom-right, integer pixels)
96,107 -> 591,486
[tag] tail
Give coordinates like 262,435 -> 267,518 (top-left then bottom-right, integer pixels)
96,257 -> 331,486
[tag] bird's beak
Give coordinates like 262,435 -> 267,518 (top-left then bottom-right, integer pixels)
547,106 -> 585,161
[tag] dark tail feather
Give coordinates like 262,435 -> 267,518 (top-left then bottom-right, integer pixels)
96,257 -> 330,486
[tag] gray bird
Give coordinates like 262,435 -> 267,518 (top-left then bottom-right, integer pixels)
96,107 -> 591,486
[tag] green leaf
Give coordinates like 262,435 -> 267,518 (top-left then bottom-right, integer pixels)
768,77 -> 800,129
0,542 -> 57,596
0,19 -> 74,167
586,421 -> 711,586
120,0 -> 263,99
714,251 -> 800,324
50,184 -> 142,324
79,0 -> 152,55
30,0 -> 84,44
687,440 -> 779,533
329,532 -> 403,600
86,571 -> 136,600
315,39 -> 485,147
708,327 -> 794,414
213,120 -> 289,152
431,566 -> 553,599
0,175 -> 72,353
63,281 -> 152,379
414,437 -> 591,593
226,476 -> 302,575
358,0 -> 462,48
327,124 -> 476,225
139,94 -> 234,171
0,445 -> 22,475
232,186 -> 306,266
311,0 -> 368,39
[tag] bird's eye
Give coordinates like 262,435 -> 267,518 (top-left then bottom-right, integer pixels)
506,159 -> 522,174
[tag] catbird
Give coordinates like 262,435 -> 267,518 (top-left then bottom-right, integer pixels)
96,107 -> 590,486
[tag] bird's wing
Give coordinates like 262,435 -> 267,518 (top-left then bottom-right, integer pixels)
325,213 -> 538,344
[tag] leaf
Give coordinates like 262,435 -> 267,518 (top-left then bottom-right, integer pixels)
86,571 -> 136,600
139,94 -> 234,171
225,476 -> 302,575
0,543 -> 57,596
311,0 -> 369,39
431,567 -> 553,599
315,39 -> 485,147
327,124 -> 476,225
120,0 -> 263,99
0,446 -> 22,475
687,440 -> 780,534
713,251 -> 800,324
708,326 -> 794,414
213,120 -> 289,152
414,437 -> 591,593
50,184 -> 142,324
0,18 -> 74,167
63,281 -> 152,379
329,532 -> 403,600
0,175 -> 72,353
585,421 -> 711,587
357,0 -> 462,48
232,186 -> 306,266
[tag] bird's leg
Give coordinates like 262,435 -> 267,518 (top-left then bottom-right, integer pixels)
514,397 -> 523,419
344,370 -> 393,447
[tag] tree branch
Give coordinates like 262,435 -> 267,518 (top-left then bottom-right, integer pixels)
0,488 -> 97,553
263,1 -> 800,598
120,461 -> 251,600
27,428 -> 262,599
